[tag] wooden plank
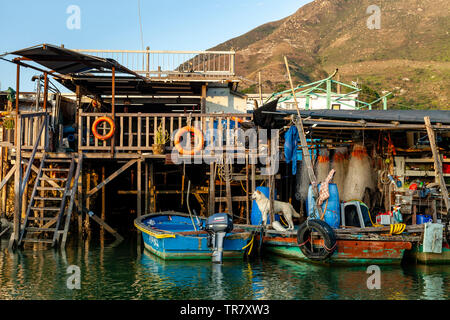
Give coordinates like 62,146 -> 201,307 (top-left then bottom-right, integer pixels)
86,159 -> 138,197
87,211 -> 124,242
0,164 -> 16,191
424,116 -> 449,214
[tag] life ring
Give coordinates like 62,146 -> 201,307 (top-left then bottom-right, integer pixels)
92,116 -> 115,141
174,126 -> 204,155
231,116 -> 244,124
297,219 -> 337,261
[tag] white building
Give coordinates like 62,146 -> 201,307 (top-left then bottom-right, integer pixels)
246,93 -> 359,112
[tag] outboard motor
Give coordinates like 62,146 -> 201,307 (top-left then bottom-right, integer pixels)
205,213 -> 233,264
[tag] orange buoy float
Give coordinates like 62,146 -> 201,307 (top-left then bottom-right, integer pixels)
92,116 -> 116,141
174,126 -> 204,155
231,116 -> 244,124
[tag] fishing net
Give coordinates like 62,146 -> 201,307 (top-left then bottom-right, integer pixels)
342,144 -> 375,201
315,148 -> 330,184
332,147 -> 348,199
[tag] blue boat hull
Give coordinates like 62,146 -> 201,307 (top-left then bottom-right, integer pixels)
135,212 -> 251,260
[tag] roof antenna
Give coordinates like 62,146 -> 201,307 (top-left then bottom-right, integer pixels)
138,0 -> 144,50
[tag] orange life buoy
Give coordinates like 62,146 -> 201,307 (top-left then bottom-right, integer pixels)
92,116 -> 115,141
231,116 -> 244,124
174,126 -> 204,155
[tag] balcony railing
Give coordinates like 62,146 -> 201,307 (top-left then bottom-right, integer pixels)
72,49 -> 236,79
78,112 -> 253,154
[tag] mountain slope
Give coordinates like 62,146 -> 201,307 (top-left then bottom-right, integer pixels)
211,0 -> 450,109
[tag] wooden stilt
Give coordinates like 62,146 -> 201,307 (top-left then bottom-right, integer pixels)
224,162 -> 233,216
137,158 -> 142,218
149,162 -> 155,212
101,166 -> 105,242
77,156 -> 83,239
1,147 -> 8,216
209,162 -> 215,216
85,169 -> 91,239
144,162 -> 148,215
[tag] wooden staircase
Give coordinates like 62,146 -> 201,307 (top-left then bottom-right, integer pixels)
18,154 -> 82,247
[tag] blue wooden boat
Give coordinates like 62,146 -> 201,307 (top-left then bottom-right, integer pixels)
134,211 -> 252,260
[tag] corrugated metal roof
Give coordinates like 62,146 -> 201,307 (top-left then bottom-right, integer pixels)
280,109 -> 450,124
9,44 -> 138,76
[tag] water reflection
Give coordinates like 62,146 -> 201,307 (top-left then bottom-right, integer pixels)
0,239 -> 448,300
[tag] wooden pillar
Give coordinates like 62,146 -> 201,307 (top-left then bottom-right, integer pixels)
1,146 -> 7,216
85,169 -> 91,239
43,72 -> 48,111
224,162 -> 233,216
111,67 -> 116,156
10,64 -> 21,250
144,162 -> 149,215
101,166 -> 105,241
201,84 -> 207,113
149,162 -> 156,212
77,159 -> 83,239
209,162 -> 215,216
137,159 -> 142,218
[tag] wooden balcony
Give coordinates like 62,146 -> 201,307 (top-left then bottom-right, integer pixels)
78,112 -> 253,158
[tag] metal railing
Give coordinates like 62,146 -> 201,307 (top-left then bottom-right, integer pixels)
72,49 -> 236,78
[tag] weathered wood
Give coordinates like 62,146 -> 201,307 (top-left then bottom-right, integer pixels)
61,154 -> 83,248
0,164 -> 16,191
224,162 -> 233,215
86,159 -> 138,197
424,116 -> 449,214
87,210 -> 124,242
209,162 -> 215,216
137,158 -> 142,218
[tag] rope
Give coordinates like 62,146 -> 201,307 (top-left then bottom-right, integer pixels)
298,237 -> 310,247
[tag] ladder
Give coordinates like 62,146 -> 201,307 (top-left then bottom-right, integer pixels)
18,154 -> 82,247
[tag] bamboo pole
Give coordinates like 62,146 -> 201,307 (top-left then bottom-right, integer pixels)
283,56 -> 323,218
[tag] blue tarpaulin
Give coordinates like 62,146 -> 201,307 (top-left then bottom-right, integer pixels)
284,126 -> 299,175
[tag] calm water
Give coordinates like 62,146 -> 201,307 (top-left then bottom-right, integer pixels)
0,238 -> 449,300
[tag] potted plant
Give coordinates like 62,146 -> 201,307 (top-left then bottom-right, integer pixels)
153,123 -> 169,154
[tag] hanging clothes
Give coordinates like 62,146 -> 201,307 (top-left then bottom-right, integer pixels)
284,125 -> 299,175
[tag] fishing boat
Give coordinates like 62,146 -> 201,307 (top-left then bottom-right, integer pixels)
135,211 -> 252,261
238,217 -> 420,265
259,230 -> 413,265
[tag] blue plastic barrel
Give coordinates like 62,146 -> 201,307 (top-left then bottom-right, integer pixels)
250,186 -> 279,225
307,183 -> 340,229
416,214 -> 432,224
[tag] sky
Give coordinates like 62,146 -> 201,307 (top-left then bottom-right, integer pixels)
0,0 -> 311,92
